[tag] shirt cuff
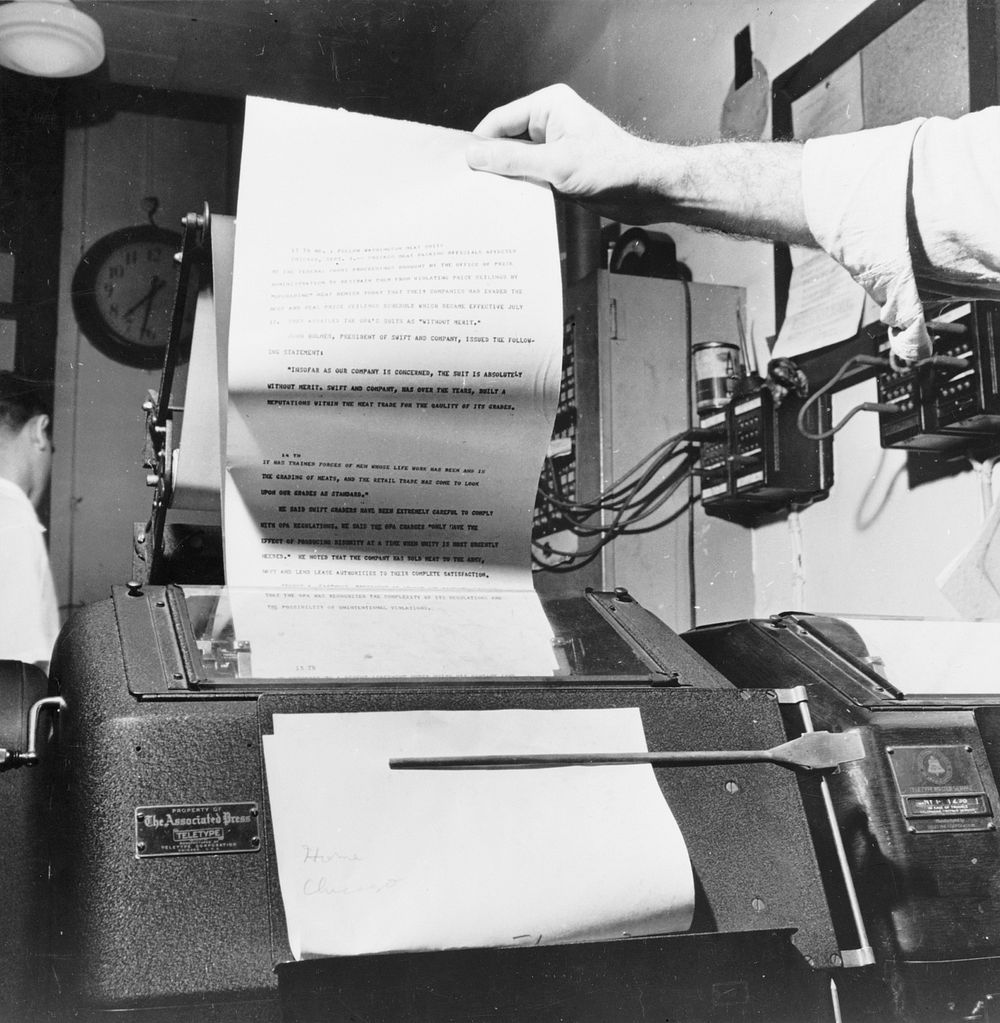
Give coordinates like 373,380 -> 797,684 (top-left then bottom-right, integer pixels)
802,119 -> 930,362
911,108 -> 1000,292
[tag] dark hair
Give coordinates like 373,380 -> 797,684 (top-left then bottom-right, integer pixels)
0,372 -> 53,435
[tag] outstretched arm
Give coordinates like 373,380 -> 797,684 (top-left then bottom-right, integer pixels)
466,84 -> 816,247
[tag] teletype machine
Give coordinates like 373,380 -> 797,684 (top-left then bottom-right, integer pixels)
2,207 -> 999,1023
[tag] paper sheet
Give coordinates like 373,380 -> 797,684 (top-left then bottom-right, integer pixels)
263,708 -> 695,958
772,245 -> 867,359
229,587 -> 561,679
936,491 -> 1000,622
791,56 -> 863,142
225,97 -> 563,677
840,616 -> 1000,694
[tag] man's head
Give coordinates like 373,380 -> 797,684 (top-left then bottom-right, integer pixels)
0,372 -> 54,509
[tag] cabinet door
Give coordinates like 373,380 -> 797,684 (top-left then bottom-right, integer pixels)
598,273 -> 750,630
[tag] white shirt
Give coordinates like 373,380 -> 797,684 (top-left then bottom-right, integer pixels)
802,107 -> 1000,362
0,476 -> 59,666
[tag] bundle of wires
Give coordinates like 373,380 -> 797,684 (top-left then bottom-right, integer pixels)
532,428 -> 698,572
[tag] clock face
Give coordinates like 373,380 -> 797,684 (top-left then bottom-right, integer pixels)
72,225 -> 183,368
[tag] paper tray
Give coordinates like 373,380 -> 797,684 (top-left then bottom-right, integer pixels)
258,687 -> 844,974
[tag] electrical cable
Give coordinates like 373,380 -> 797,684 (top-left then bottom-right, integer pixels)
795,353 -> 889,441
532,453 -> 697,572
788,505 -> 806,609
532,280 -> 708,580
535,446 -> 694,540
532,432 -> 699,570
798,400 -> 902,441
795,346 -> 973,442
554,455 -> 697,538
540,428 -> 691,516
969,455 -> 1000,521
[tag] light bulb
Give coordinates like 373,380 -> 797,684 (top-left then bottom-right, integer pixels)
0,0 -> 105,78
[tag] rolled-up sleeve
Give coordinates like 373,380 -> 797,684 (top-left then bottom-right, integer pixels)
910,108 -> 1000,295
802,108 -> 1000,363
802,119 -> 928,362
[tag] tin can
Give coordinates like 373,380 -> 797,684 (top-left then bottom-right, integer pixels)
693,341 -> 741,414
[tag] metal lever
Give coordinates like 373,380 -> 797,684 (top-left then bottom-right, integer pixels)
389,729 -> 865,773
0,695 -> 67,769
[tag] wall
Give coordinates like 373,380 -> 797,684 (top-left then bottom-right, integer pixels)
52,102 -> 234,612
0,73 -> 64,382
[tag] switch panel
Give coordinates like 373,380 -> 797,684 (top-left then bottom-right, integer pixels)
878,302 -> 1000,452
699,389 -> 833,520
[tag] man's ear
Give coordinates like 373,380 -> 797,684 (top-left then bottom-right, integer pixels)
26,414 -> 50,449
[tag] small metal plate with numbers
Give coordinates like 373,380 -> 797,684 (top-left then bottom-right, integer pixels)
135,802 -> 260,858
887,746 -> 994,834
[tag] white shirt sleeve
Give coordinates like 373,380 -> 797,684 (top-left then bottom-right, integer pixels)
910,108 -> 1000,294
803,107 -> 1000,363
802,118 -> 929,362
0,521 -> 59,667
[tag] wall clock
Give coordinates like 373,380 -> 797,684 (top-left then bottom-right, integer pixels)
71,223 -> 183,369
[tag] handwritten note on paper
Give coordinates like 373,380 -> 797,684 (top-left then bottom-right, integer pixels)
263,708 -> 695,958
224,97 -> 563,677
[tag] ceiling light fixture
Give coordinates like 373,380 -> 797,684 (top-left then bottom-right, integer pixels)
0,0 -> 104,78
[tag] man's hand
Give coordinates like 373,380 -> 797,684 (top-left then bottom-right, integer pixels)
466,84 -> 672,225
466,84 -> 815,246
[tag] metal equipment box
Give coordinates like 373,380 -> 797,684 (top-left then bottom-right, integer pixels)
44,586 -> 854,1023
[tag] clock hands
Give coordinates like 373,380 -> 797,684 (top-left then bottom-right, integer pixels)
124,275 -> 167,338
124,274 -> 166,316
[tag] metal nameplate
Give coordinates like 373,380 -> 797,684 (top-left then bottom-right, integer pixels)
904,794 -> 990,818
887,745 -> 994,833
135,802 -> 260,858
908,816 -> 992,834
